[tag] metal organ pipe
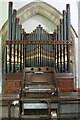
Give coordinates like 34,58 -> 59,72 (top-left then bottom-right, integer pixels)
63,10 -> 66,72
16,18 -> 19,40
48,34 -> 51,67
39,27 -> 42,67
33,30 -> 37,67
53,30 -> 57,72
19,25 -> 22,72
12,9 -> 17,72
35,27 -> 38,67
7,2 -> 72,73
21,29 -> 24,70
38,26 -> 41,67
8,2 -> 13,72
16,18 -> 19,72
66,4 -> 71,72
7,2 -> 25,73
57,25 -> 60,72
29,32 -> 31,67
24,32 -> 27,68
44,30 -> 47,66
60,19 -> 63,72
41,28 -> 44,67
12,10 -> 17,40
5,46 -> 7,73
34,30 -> 37,67
53,4 -> 71,73
22,29 -> 25,68
8,2 -> 13,40
66,4 -> 71,41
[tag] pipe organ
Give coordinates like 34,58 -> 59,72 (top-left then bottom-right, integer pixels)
5,2 -> 72,74
4,1 -> 74,98
3,1 -> 76,119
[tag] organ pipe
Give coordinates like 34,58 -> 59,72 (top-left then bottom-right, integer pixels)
38,25 -> 41,67
48,34 -> 51,66
12,10 -> 17,40
57,25 -> 60,72
41,28 -> 44,67
8,2 -> 13,40
46,31 -> 48,66
16,18 -> 19,72
63,10 -> 66,72
21,29 -> 24,70
5,46 -> 7,73
66,4 -> 71,40
8,2 -> 13,72
7,1 -> 72,73
36,28 -> 39,67
24,32 -> 26,68
12,9 -> 17,72
32,31 -> 36,67
66,4 -> 71,72
60,19 -> 63,72
19,25 -> 22,71
53,30 -> 57,72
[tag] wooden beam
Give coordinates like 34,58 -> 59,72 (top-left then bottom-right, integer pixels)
6,40 -> 72,45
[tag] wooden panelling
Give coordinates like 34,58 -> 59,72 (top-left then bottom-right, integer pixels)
56,79 -> 74,92
25,73 -> 54,84
5,72 -> 23,80
7,81 -> 15,88
4,73 -> 22,94
23,67 -> 55,84
4,71 -> 74,94
4,80 -> 21,94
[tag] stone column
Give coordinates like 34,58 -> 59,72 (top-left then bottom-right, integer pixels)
0,36 -> 2,118
78,1 -> 80,88
0,36 -> 2,93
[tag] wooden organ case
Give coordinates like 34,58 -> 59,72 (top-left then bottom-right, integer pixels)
3,2 -> 75,119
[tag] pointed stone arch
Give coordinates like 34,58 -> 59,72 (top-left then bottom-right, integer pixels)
1,1 -> 78,38
17,2 -> 62,29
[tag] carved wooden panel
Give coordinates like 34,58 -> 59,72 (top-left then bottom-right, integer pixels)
23,67 -> 55,84
56,79 -> 74,92
24,73 -> 54,84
